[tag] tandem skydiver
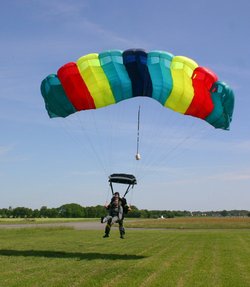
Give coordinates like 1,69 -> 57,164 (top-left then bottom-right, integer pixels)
101,196 -> 125,239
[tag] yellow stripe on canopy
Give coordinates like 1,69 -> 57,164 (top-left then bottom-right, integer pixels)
165,56 -> 198,114
77,53 -> 115,108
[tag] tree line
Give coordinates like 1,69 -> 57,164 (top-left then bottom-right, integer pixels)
0,204 -> 249,218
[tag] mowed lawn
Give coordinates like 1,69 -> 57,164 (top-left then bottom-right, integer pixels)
0,221 -> 250,287
125,216 -> 250,229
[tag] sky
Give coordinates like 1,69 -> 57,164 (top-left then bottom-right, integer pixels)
0,0 -> 250,211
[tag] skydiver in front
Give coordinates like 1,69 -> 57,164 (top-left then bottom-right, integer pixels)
101,197 -> 125,239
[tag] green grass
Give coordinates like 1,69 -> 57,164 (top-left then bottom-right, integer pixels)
1,216 -> 250,228
0,227 -> 249,286
0,218 -> 97,224
125,217 -> 250,229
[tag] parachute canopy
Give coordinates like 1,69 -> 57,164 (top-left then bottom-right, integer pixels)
109,173 -> 137,198
109,173 -> 137,185
41,49 -> 235,130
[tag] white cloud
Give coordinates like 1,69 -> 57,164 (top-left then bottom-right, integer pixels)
0,145 -> 12,156
36,0 -> 88,18
215,170 -> 250,181
31,0 -> 135,49
0,144 -> 29,163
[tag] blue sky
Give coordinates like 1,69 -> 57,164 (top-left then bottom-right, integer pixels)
0,0 -> 249,211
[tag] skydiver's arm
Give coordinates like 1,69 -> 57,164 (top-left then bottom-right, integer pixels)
104,203 -> 111,209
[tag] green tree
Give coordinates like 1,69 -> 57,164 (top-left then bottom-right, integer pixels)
58,203 -> 84,218
221,210 -> 228,217
0,208 -> 11,218
12,207 -> 33,218
40,206 -> 49,217
32,209 -> 40,218
126,206 -> 141,218
140,209 -> 151,218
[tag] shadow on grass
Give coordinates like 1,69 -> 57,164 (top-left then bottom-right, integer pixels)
0,249 -> 146,260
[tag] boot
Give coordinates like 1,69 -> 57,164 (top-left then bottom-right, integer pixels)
119,227 -> 125,239
103,224 -> 110,238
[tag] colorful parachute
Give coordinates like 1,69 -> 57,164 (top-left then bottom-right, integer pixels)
41,49 -> 234,130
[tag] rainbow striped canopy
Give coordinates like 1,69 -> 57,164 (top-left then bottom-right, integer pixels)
40,49 -> 234,130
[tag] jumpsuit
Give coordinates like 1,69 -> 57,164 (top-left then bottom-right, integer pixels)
102,202 -> 125,238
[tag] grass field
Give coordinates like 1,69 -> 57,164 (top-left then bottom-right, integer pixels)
0,218 -> 250,287
0,218 -> 97,224
125,216 -> 250,229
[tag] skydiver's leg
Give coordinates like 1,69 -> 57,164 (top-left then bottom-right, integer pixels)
103,218 -> 112,238
118,220 -> 125,239
101,215 -> 112,224
111,216 -> 119,225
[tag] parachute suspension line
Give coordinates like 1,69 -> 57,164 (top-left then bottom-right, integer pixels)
107,103 -> 124,175
105,185 -> 111,205
135,105 -> 141,161
132,104 -> 143,182
75,92 -> 115,178
61,112 -> 109,178
137,123 -> 209,182
50,84 -> 108,177
133,102 -> 177,175
84,106 -> 120,178
131,101 -> 207,182
128,185 -> 135,207
144,117 -> 197,170
79,113 -> 108,176
88,110 -> 109,175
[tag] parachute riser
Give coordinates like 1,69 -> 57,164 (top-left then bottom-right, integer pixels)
109,182 -> 135,198
109,182 -> 114,195
123,184 -> 134,198
108,173 -> 137,198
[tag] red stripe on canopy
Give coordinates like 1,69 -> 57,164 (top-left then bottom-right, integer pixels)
58,62 -> 95,111
185,67 -> 218,119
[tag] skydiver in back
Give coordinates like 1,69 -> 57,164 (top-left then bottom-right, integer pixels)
101,197 -> 125,239
109,192 -> 131,216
